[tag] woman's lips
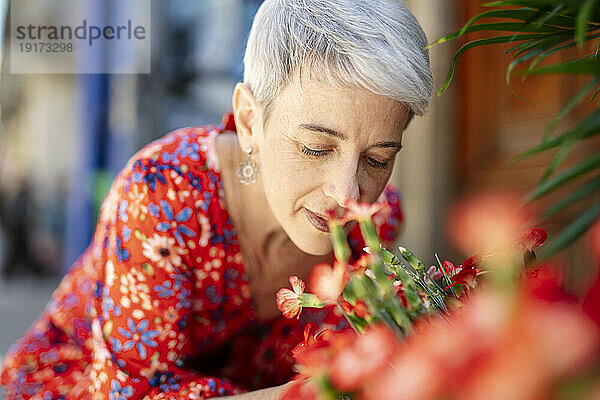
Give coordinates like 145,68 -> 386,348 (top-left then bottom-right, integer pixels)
304,208 -> 330,233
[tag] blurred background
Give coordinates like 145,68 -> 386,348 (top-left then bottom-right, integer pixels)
0,0 -> 598,377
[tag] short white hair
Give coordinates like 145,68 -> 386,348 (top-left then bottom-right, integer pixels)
243,0 -> 433,122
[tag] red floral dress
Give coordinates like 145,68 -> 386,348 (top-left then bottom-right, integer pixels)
0,113 -> 404,400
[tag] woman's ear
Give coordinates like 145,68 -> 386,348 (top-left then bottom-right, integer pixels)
232,83 -> 261,152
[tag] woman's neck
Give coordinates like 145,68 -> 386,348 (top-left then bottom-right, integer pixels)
214,131 -> 282,247
215,131 -> 332,320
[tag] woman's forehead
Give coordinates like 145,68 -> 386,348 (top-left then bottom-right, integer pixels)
269,77 -> 409,137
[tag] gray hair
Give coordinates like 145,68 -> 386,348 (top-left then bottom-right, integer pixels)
243,0 -> 433,123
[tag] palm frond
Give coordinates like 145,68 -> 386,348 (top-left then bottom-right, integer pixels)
433,1 -> 600,258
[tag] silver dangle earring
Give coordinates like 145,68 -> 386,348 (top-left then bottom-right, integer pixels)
236,146 -> 259,185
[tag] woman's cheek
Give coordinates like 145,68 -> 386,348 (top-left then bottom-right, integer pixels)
279,166 -> 316,202
358,167 -> 390,203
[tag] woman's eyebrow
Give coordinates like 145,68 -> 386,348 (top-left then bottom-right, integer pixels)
299,124 -> 346,140
299,124 -> 402,150
372,141 -> 403,150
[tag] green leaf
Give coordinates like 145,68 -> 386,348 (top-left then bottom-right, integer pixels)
134,229 -> 146,241
539,133 -> 579,184
450,22 -> 567,44
526,151 -> 600,200
487,4 -> 579,26
487,0 -> 582,10
427,8 -> 576,49
541,174 -> 600,218
438,33 -> 556,95
519,35 -> 578,65
434,253 -> 458,299
436,0 -> 600,256
511,32 -> 573,57
535,4 -> 565,27
592,83 -> 600,101
526,57 -> 600,75
539,200 -> 600,259
576,0 -> 599,47
543,76 -> 600,140
505,37 -> 546,55
516,107 -> 600,159
539,97 -> 599,182
528,31 -> 600,65
506,34 -> 573,85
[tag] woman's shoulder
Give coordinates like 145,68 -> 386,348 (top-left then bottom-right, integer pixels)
111,113 -> 236,199
129,124 -> 223,176
122,113 -> 234,176
96,116 -> 234,241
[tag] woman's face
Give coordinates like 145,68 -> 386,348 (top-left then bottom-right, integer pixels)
249,77 -> 409,256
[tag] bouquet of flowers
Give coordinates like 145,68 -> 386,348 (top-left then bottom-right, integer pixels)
275,195 -> 600,400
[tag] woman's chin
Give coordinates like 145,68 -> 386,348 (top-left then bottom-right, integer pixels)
289,232 -> 333,256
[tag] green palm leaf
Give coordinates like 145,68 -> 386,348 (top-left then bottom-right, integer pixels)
541,174 -> 600,218
577,0 -> 600,46
543,74 -> 600,140
438,33 -> 558,95
526,57 -> 600,75
539,201 -> 600,259
525,151 -> 600,201
434,0 -> 600,257
516,107 -> 600,160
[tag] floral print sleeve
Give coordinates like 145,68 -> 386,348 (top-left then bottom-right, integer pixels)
1,125 -> 250,399
90,152 -> 242,399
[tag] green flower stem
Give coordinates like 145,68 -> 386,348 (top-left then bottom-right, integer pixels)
358,219 -> 381,252
386,300 -> 413,334
394,249 -> 448,312
371,259 -> 393,287
346,274 -> 406,334
336,303 -> 363,334
423,262 -> 448,294
366,297 -> 406,336
329,222 -> 351,263
379,258 -> 427,310
378,247 -> 401,265
350,274 -> 380,301
435,253 -> 458,299
413,278 -> 447,312
398,246 -> 425,271
314,376 -> 341,400
299,293 -> 326,308
366,251 -> 432,316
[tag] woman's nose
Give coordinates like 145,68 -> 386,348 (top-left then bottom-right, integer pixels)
323,166 -> 360,207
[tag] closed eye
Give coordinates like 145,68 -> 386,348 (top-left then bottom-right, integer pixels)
301,144 -> 391,170
301,145 -> 332,157
364,156 -> 389,170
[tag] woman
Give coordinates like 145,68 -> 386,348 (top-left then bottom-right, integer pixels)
0,0 -> 432,398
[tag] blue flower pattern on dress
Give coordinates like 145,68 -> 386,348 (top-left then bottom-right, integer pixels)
154,281 -> 175,299
115,236 -> 130,263
155,200 -> 196,247
110,379 -> 135,400
116,319 -> 159,360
